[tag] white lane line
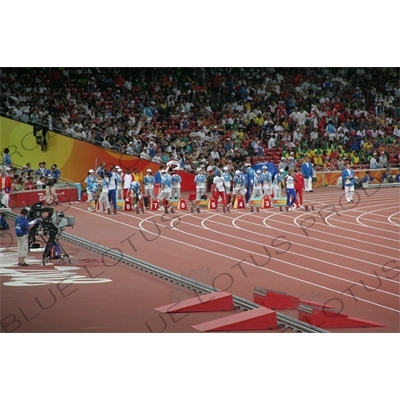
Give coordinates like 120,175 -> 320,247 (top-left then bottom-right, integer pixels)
388,212 -> 400,227
69,205 -> 400,313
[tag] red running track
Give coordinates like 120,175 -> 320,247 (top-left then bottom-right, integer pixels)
1,186 -> 399,332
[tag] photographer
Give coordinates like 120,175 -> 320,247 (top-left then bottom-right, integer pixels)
16,208 -> 38,266
44,164 -> 60,205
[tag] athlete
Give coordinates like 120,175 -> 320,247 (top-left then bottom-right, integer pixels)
284,170 -> 297,211
293,168 -> 305,209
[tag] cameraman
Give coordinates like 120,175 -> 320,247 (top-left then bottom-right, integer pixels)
45,164 -> 60,205
16,208 -> 38,267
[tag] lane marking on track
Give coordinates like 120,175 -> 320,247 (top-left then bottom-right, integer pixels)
136,209 -> 400,314
388,211 -> 400,227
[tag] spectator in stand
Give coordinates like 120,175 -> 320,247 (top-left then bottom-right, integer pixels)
379,151 -> 388,168
381,168 -> 394,183
2,67 -> 399,183
370,152 -> 381,169
361,170 -> 377,188
24,176 -> 36,190
36,175 -> 47,190
36,161 -> 47,178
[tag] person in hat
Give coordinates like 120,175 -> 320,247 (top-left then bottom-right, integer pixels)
122,168 -> 132,200
287,156 -> 296,170
252,169 -> 263,198
97,173 -> 111,214
369,152 -> 381,169
260,165 -> 273,202
15,208 -> 38,266
116,167 -> 124,200
85,169 -> 98,212
143,169 -> 155,202
194,167 -> 206,200
170,168 -> 182,200
278,157 -> 288,171
213,169 -> 227,207
157,169 -> 172,211
273,169 -> 284,198
129,180 -> 144,212
222,166 -> 232,201
231,170 -> 246,207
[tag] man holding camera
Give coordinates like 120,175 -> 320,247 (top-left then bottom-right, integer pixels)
15,208 -> 38,266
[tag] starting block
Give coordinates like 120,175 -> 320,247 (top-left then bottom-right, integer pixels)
273,197 -> 287,207
177,198 -> 187,210
192,307 -> 277,332
191,198 -> 218,213
124,198 -> 133,211
298,304 -> 385,329
233,196 -> 245,209
253,288 -> 335,310
249,196 -> 273,212
151,198 -> 160,211
249,197 -> 261,212
260,196 -> 272,209
304,205 -> 315,211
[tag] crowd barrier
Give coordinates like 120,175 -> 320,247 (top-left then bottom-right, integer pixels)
314,168 -> 399,187
9,187 -> 78,208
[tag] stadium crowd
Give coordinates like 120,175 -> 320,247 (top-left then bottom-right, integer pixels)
1,67 -> 399,178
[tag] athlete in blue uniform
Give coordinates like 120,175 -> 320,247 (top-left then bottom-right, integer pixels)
284,171 -> 297,211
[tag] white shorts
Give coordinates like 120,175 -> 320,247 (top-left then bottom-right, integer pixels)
233,187 -> 247,195
87,191 -> 95,201
17,235 -> 28,258
158,189 -> 171,200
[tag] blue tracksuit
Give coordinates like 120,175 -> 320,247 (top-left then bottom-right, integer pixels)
245,168 -> 255,203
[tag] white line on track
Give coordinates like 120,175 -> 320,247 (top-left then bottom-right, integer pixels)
69,203 -> 400,313
388,212 -> 400,227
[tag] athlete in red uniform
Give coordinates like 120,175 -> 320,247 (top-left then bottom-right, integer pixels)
293,168 -> 305,209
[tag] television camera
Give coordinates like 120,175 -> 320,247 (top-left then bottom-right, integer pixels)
27,202 -> 75,265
